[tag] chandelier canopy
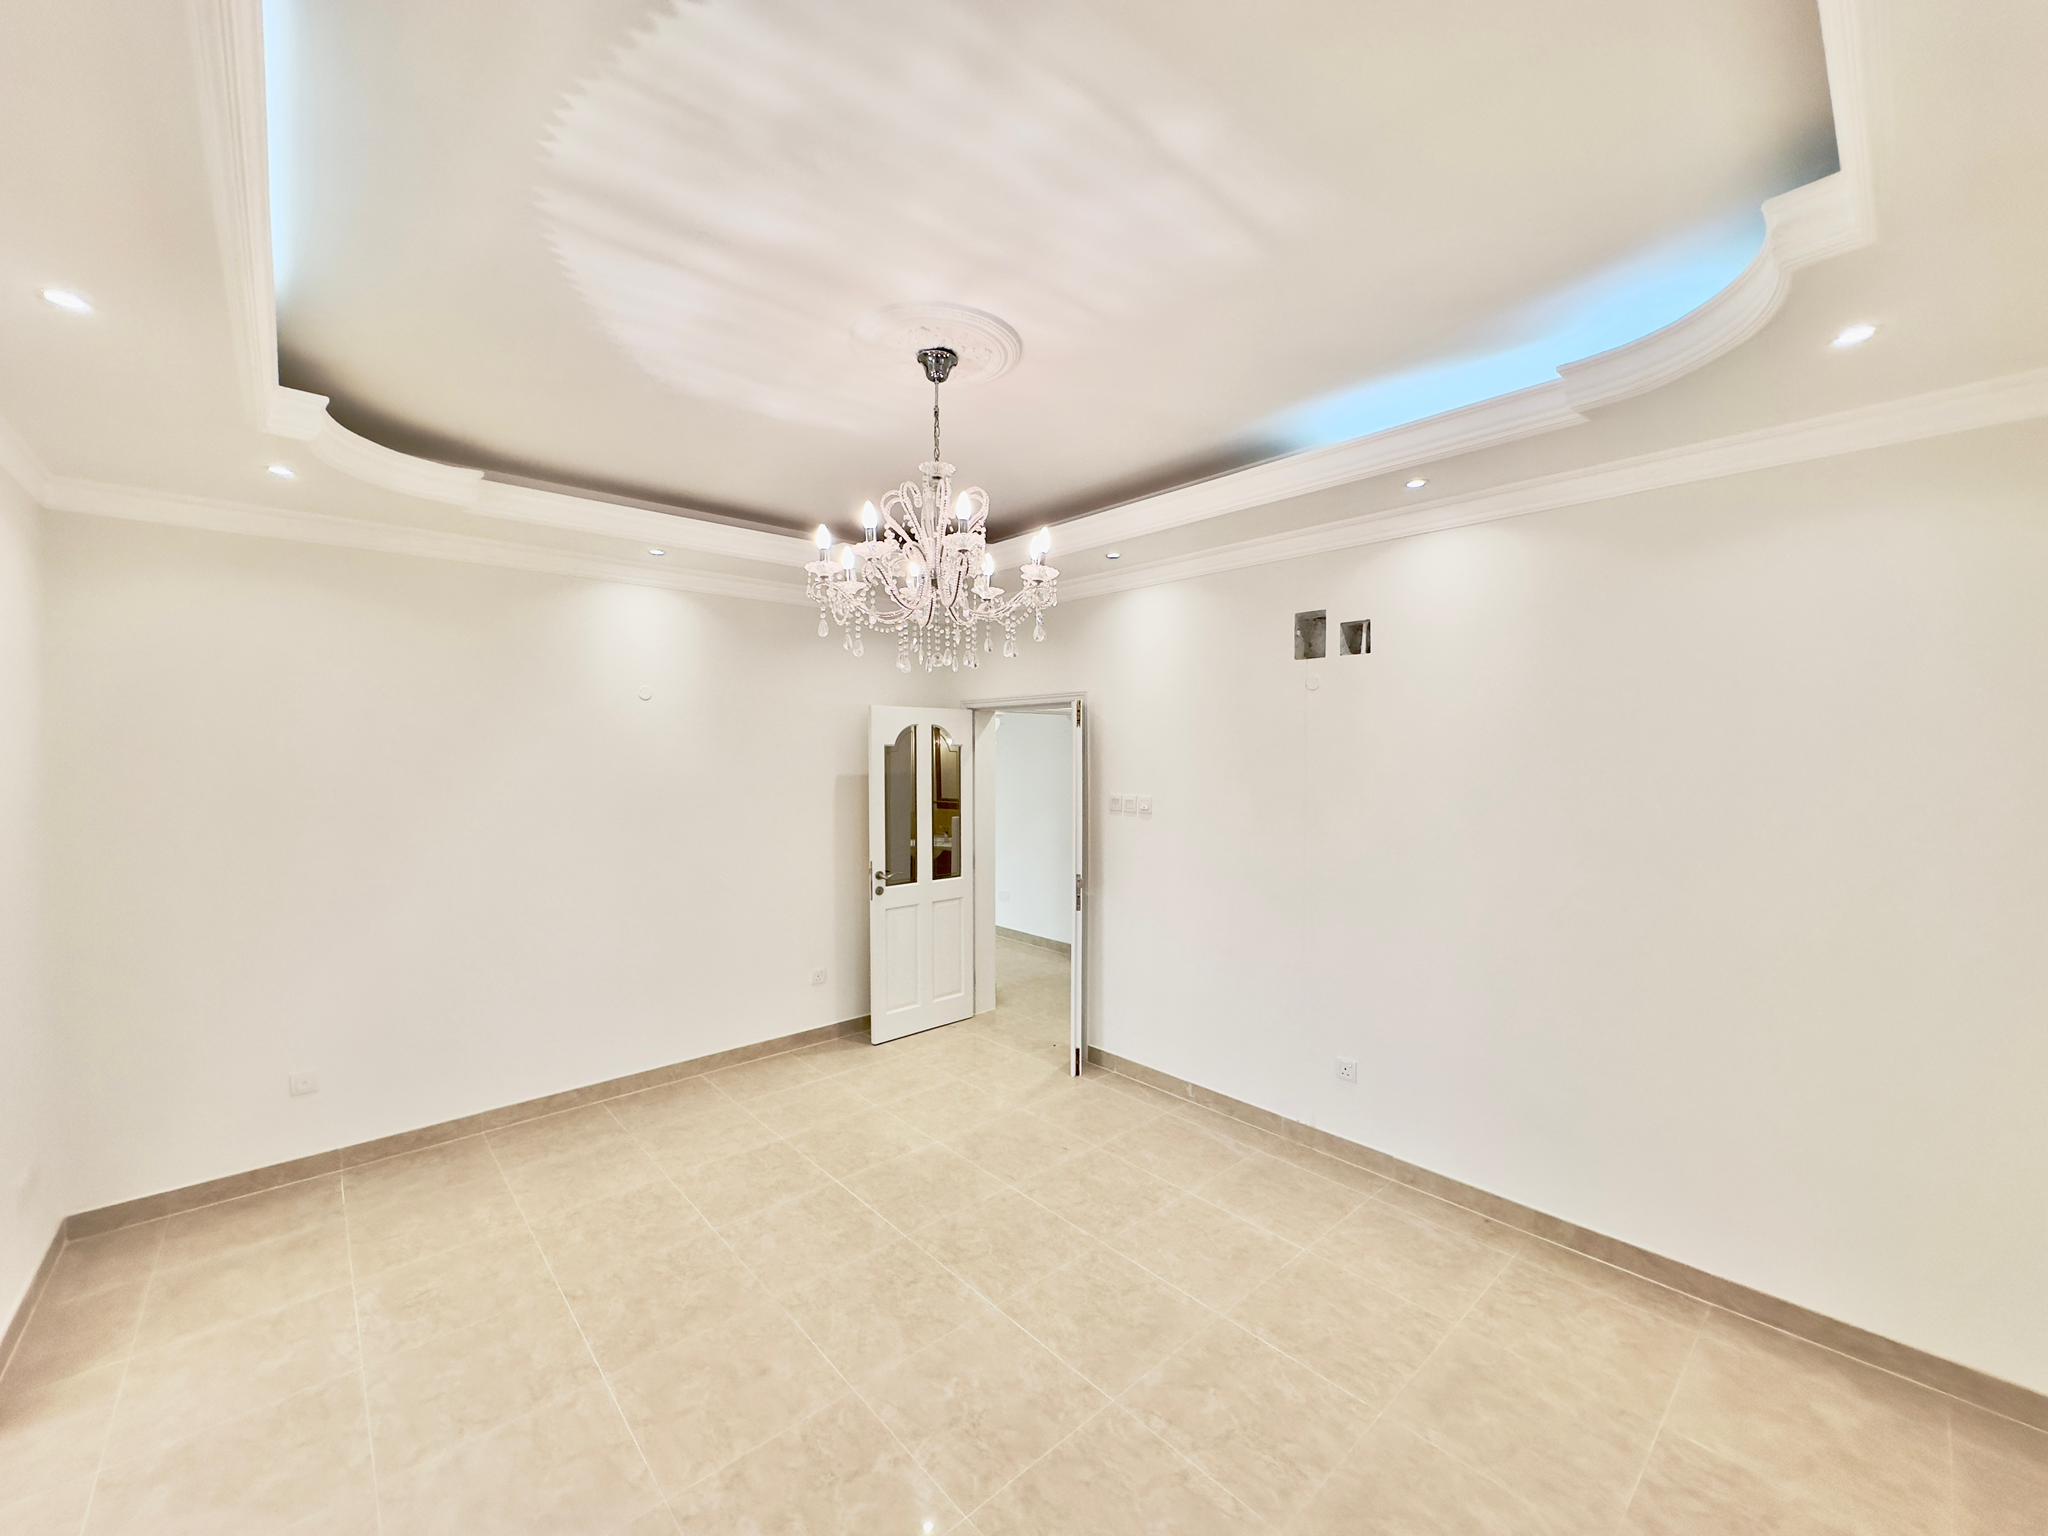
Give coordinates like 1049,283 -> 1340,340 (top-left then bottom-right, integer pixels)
805,347 -> 1056,671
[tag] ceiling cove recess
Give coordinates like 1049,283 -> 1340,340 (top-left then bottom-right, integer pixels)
180,0 -> 1876,590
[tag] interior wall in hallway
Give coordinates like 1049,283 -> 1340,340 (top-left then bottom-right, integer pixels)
0,470 -> 62,1319
966,419 -> 2048,1394
41,517 -> 923,1212
993,711 -> 1075,945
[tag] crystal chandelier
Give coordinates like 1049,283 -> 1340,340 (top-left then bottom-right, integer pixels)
805,346 -> 1056,671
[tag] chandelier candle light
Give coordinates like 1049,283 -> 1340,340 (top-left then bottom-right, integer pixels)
805,347 -> 1056,671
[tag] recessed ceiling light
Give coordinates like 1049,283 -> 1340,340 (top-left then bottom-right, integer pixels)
1405,477 -> 1428,490
266,464 -> 295,479
1105,551 -> 1122,561
41,287 -> 92,314
648,547 -> 666,557
1831,322 -> 1878,349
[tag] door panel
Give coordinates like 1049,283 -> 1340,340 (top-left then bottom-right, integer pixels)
931,892 -> 967,1005
870,706 -> 976,1044
882,905 -> 920,1014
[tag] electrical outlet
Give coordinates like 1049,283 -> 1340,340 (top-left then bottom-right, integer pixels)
288,1073 -> 320,1098
1334,1057 -> 1358,1084
1136,796 -> 1153,817
809,967 -> 828,987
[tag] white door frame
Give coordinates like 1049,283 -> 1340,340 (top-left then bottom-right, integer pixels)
967,692 -> 1087,1075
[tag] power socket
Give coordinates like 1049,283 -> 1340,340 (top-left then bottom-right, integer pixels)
1334,1058 -> 1359,1084
288,1073 -> 320,1098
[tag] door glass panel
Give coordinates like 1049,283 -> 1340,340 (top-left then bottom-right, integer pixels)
883,724 -> 917,886
931,726 -> 963,880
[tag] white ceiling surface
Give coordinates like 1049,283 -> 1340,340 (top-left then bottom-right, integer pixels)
0,0 -> 2046,597
269,0 -> 1835,531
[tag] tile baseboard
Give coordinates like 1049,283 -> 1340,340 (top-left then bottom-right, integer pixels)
0,1224 -> 64,1384
62,1015 -> 870,1241
996,926 -> 1071,955
1088,1044 -> 2048,1434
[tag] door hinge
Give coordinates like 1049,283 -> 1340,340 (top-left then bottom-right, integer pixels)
1074,700 -> 1083,726
1075,873 -> 1083,912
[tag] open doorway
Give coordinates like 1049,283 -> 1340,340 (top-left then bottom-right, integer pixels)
970,696 -> 1085,1075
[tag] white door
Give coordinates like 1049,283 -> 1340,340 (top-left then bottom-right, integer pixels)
870,707 -> 976,1044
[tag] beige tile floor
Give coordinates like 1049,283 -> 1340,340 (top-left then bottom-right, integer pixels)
4,936 -> 2044,1533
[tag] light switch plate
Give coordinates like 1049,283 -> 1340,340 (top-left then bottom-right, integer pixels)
1108,795 -> 1125,814
1137,797 -> 1153,817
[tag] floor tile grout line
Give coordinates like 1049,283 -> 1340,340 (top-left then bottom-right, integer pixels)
314,1012 -> 1475,1518
340,1280 -> 610,1472
1610,1313 -> 1708,1533
1283,1248 -> 1534,1526
22,993 -> 2019,1530
596,1093 -> 837,1512
960,1394 -> 1261,1531
53,1028 -> 867,1243
628,1093 -> 975,1528
796,1032 -> 1410,1431
1015,1174 -> 1411,1412
732,1018 -> 1363,1523
1125,1055 -> 2012,1377
54,996 -> 1508,1525
0,1234 -> 70,1391
1946,1399 -> 1959,1536
335,1170 -> 387,1535
477,1127 -> 674,1529
982,1189 -> 1315,1526
66,1225 -> 162,1536
701,1038 -> 1205,1521
1107,1060 -> 2048,1439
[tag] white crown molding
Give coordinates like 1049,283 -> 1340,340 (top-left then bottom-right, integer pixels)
1058,366 -> 2048,602
992,382 -> 1592,566
267,386 -> 485,504
261,383 -> 807,562
189,0 -> 277,427
0,411 -> 52,506
195,0 -> 813,570
195,0 -> 1882,577
41,476 -> 809,604
37,363 -> 2044,616
990,0 -> 1880,566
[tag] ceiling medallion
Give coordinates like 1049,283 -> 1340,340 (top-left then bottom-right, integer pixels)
805,347 -> 1056,671
849,304 -> 1024,384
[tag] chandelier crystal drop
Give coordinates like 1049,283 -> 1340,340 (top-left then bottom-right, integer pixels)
804,347 -> 1056,671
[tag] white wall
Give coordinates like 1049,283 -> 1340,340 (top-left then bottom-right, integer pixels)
0,471 -> 63,1320
993,711 -> 1074,945
977,420 -> 2048,1394
42,517 -> 921,1211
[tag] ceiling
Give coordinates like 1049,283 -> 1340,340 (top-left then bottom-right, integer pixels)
2,0 -> 2047,602
267,0 -> 1836,535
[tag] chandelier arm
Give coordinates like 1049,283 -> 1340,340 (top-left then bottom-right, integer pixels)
805,346 -> 1052,668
